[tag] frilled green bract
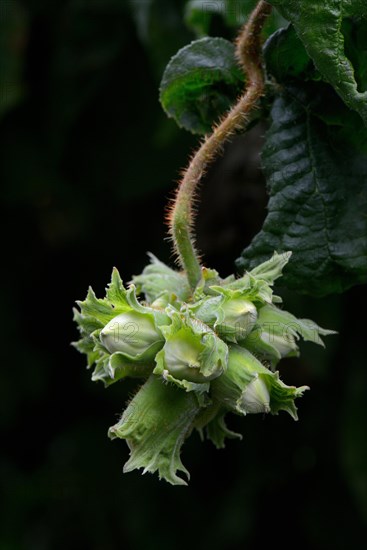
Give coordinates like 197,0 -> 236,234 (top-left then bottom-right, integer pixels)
154,306 -> 228,392
211,345 -> 309,419
108,375 -> 202,486
73,251 -> 336,485
243,303 -> 336,368
192,287 -> 258,343
72,268 -> 168,386
132,253 -> 191,303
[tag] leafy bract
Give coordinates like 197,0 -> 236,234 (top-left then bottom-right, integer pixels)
243,304 -> 336,367
205,410 -> 242,449
108,375 -> 202,486
132,253 -> 191,303
154,307 -> 228,392
236,84 -> 367,295
73,268 -> 168,386
268,0 -> 367,125
212,345 -> 308,420
159,37 -> 244,134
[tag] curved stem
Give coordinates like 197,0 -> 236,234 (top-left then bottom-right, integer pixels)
168,0 -> 272,292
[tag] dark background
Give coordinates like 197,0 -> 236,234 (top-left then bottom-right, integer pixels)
1,1 -> 367,548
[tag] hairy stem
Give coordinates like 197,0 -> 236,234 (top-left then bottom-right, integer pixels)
168,0 -> 272,293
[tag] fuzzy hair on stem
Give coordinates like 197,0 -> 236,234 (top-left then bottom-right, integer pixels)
167,0 -> 272,294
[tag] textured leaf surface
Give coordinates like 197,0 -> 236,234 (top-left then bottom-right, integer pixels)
268,0 -> 367,125
237,85 -> 367,295
108,375 -> 202,485
160,37 -> 244,134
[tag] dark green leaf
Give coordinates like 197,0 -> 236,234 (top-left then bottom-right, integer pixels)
342,18 -> 367,96
268,0 -> 367,125
236,84 -> 367,296
160,37 -> 244,134
264,25 -> 318,82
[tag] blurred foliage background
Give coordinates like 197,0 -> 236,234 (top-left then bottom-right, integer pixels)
1,1 -> 366,548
